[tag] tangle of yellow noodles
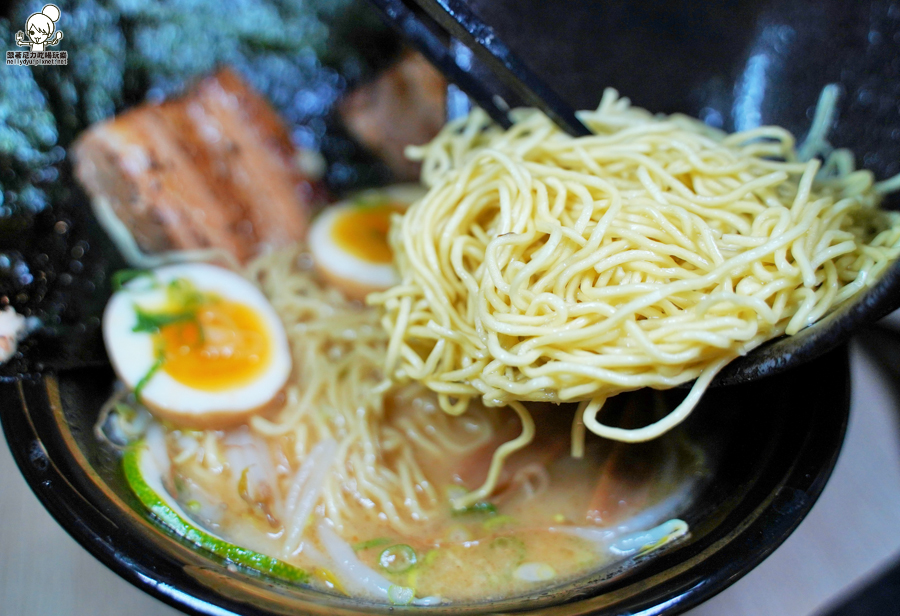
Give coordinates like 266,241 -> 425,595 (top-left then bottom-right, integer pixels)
239,246 -> 498,530
369,88 -> 900,447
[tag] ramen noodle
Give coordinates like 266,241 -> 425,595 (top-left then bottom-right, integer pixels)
369,87 -> 900,502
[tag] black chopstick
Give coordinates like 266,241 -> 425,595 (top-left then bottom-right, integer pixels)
367,0 -> 592,137
367,0 -> 513,129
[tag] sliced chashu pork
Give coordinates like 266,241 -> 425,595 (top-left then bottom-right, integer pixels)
73,68 -> 321,264
339,51 -> 447,181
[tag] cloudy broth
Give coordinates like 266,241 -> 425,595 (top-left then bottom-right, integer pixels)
159,387 -> 702,602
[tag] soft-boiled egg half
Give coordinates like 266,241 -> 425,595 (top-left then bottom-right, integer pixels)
103,263 -> 291,428
309,184 -> 426,300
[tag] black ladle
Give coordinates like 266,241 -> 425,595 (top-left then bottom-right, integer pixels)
366,0 -> 900,387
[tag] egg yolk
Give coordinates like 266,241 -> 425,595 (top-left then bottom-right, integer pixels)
155,300 -> 271,391
331,203 -> 404,264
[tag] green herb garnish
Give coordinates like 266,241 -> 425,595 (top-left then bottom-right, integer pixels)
129,277 -> 212,337
451,501 -> 497,517
112,269 -> 155,291
134,356 -> 164,403
352,537 -> 394,551
132,307 -> 197,333
387,584 -> 415,606
167,278 -> 208,309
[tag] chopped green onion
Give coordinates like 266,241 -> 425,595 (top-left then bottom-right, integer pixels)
167,277 -> 213,310
451,501 -> 497,516
134,357 -> 164,403
387,584 -> 415,605
379,544 -> 417,574
132,306 -> 197,333
352,537 -> 394,551
112,269 -> 154,291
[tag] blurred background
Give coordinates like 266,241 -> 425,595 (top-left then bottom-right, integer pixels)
2,0 -> 900,613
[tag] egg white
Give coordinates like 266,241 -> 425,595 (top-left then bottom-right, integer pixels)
309,184 -> 426,300
103,263 -> 292,427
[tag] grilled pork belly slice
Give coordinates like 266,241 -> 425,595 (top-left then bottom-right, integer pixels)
73,68 -> 321,264
339,51 -> 447,182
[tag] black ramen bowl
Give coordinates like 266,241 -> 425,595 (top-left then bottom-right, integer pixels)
0,346 -> 849,616
1,0 -> 896,613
